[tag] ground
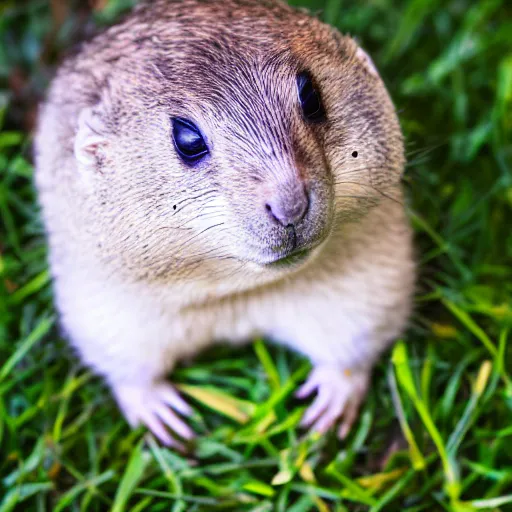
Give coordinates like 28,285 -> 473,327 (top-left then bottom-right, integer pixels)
0,0 -> 511,510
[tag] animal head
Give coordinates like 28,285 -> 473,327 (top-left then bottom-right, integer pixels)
68,0 -> 404,284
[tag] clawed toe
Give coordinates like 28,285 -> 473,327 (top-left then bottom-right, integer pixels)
295,370 -> 320,399
311,393 -> 348,434
139,408 -> 182,449
300,388 -> 333,427
156,383 -> 193,417
297,366 -> 369,439
153,400 -> 195,440
113,381 -> 195,448
338,398 -> 361,439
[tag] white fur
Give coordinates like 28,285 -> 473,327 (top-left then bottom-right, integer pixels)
34,0 -> 415,443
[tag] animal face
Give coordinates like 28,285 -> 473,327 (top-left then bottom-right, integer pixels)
165,57 -> 335,267
73,1 -> 404,284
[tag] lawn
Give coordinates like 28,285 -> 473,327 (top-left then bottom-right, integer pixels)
0,0 -> 511,510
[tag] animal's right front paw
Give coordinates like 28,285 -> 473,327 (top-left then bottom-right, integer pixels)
113,381 -> 195,449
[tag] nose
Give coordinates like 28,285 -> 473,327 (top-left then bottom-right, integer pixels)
265,183 -> 309,227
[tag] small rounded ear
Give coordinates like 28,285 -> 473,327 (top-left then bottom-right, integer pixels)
355,46 -> 380,78
74,106 -> 108,167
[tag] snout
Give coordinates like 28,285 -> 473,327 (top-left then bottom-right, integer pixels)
235,171 -> 333,266
246,178 -> 330,265
265,182 -> 309,228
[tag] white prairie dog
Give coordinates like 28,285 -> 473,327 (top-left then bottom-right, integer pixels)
35,0 -> 415,447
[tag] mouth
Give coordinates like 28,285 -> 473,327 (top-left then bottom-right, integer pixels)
241,222 -> 331,269
263,248 -> 312,268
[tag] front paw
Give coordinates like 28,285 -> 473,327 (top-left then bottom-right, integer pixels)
296,366 -> 369,439
113,380 -> 195,449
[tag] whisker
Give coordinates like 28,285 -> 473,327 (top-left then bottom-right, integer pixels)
152,225 -> 193,233
177,212 -> 226,227
173,190 -> 219,212
334,181 -> 404,207
174,222 -> 226,253
405,141 -> 447,159
333,164 -> 402,180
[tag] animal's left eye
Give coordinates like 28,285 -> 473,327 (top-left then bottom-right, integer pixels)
297,72 -> 326,122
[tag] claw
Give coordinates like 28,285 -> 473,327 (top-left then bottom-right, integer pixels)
113,380 -> 195,447
295,371 -> 319,399
338,398 -> 361,439
139,408 -> 178,448
300,388 -> 332,427
156,383 -> 193,417
297,366 -> 369,439
311,393 -> 348,434
153,401 -> 195,440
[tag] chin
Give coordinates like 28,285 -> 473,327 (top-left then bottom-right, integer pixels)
242,241 -> 326,276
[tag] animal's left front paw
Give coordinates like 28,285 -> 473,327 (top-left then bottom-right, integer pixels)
296,365 -> 370,439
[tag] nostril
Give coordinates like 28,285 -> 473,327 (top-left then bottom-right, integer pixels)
265,187 -> 309,227
265,202 -> 279,224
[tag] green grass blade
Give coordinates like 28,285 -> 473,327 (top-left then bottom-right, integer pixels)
442,299 -> 497,356
0,482 -> 54,512
325,464 -> 378,506
8,270 -> 50,305
254,339 -> 281,390
392,342 -> 461,501
387,361 -> 426,470
111,440 -> 150,512
0,316 -> 54,381
446,360 -> 492,455
470,494 -> 512,508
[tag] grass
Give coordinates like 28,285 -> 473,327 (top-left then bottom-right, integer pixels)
0,0 -> 511,510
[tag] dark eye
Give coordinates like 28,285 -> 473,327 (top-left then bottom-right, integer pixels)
172,117 -> 209,165
297,72 -> 325,122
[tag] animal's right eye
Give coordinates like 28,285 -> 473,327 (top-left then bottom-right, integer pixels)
172,118 -> 209,165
